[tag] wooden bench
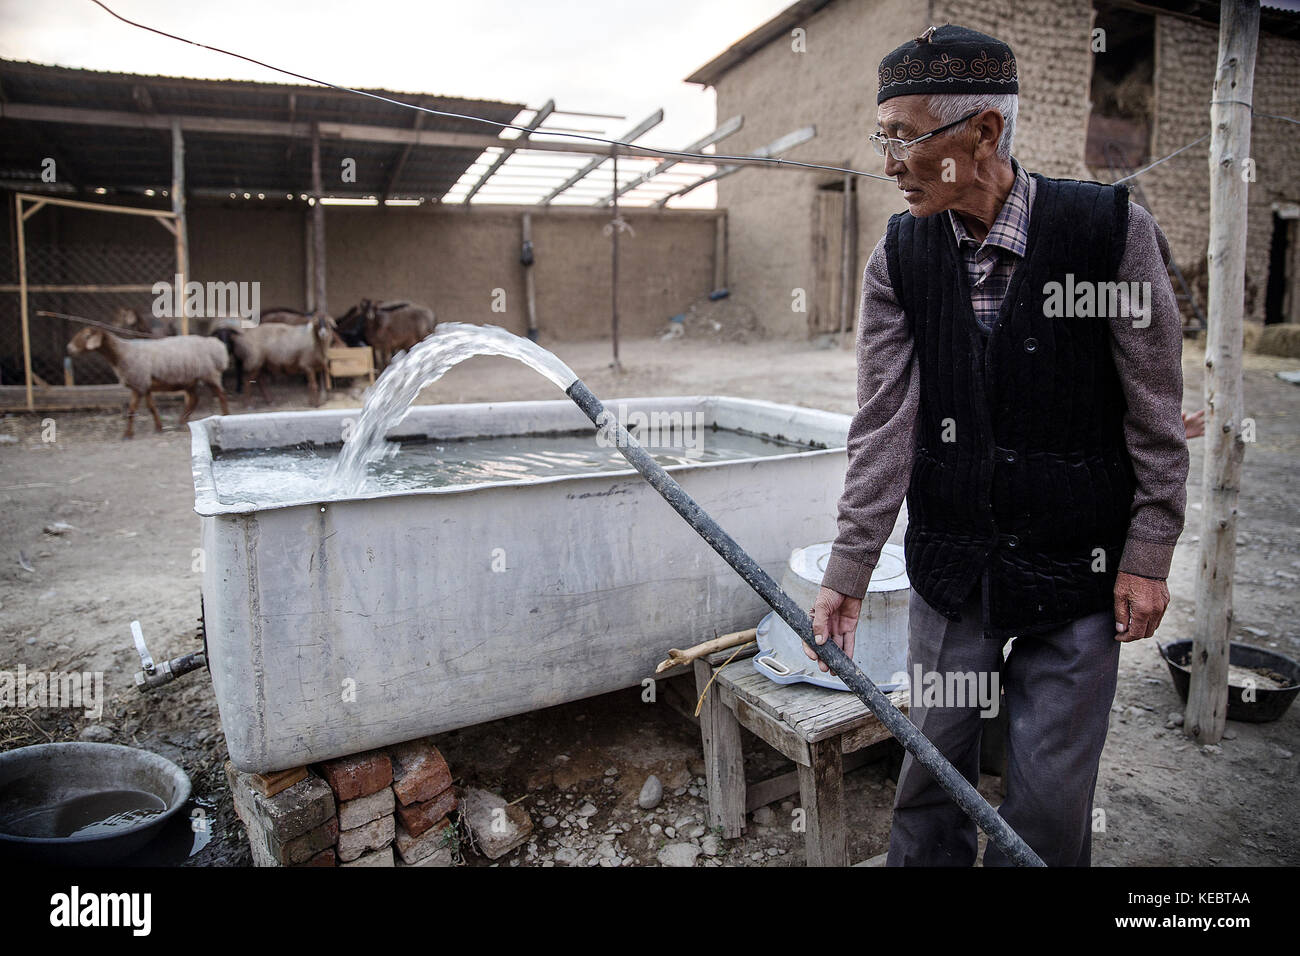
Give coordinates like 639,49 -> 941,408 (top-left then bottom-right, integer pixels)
692,648 -> 909,867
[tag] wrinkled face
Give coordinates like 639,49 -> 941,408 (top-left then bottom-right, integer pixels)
876,94 -> 976,218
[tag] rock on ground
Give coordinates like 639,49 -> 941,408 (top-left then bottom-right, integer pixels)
658,843 -> 702,868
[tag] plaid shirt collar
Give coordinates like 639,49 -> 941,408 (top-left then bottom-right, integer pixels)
948,158 -> 1033,258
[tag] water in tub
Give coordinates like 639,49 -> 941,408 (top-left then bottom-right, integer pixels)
207,323 -> 810,507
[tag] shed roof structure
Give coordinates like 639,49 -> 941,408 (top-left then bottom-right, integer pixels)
0,59 -> 766,208
0,60 -> 529,201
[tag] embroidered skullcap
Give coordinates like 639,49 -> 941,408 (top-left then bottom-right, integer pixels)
877,24 -> 1018,104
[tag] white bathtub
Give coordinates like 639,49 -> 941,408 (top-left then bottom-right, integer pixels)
190,395 -> 851,773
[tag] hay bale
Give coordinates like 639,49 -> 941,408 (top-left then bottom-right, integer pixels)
1190,321 -> 1265,351
1244,320 -> 1264,352
1256,323 -> 1300,358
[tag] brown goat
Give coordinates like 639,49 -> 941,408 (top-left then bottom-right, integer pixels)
341,300 -> 436,370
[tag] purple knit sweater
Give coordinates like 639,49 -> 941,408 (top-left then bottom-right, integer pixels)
820,189 -> 1189,601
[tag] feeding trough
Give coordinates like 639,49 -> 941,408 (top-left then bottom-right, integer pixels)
1158,640 -> 1300,723
0,743 -> 191,864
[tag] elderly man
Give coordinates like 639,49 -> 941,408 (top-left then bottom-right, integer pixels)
804,25 -> 1188,866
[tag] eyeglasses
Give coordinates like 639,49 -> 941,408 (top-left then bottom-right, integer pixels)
869,111 -> 982,162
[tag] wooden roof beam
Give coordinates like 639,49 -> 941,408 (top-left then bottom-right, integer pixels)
0,100 -> 679,162
594,114 -> 742,206
540,109 -> 663,205
655,125 -> 816,207
463,100 -> 555,204
380,96 -> 427,203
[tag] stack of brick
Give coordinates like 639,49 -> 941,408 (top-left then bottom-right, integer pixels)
317,749 -> 397,867
225,763 -> 338,867
227,738 -> 465,867
388,738 -> 458,867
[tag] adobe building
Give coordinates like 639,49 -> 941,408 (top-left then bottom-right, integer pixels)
686,0 -> 1300,337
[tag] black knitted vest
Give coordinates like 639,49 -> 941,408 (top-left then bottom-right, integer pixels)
885,174 -> 1136,640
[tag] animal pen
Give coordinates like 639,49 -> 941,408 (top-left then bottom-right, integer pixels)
2,191 -> 184,411
0,60 -> 848,415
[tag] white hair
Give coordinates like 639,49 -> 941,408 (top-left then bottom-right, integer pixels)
923,93 -> 1018,160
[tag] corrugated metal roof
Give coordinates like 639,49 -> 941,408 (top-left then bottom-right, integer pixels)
0,59 -> 529,199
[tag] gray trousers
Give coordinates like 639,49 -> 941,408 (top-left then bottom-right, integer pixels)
885,587 -> 1120,867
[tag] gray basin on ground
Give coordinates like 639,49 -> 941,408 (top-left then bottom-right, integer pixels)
0,742 -> 191,864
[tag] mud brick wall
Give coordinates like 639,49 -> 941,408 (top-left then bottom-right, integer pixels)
707,0 -> 1300,334
711,0 -> 928,338
935,0 -> 1096,182
1142,17 -> 1300,322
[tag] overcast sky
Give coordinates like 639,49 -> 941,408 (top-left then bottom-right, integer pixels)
0,0 -> 803,206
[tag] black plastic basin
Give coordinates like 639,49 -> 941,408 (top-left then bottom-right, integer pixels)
1158,640 -> 1300,723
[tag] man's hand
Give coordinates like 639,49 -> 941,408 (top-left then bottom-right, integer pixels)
1182,408 -> 1205,439
1113,571 -> 1170,642
803,585 -> 863,673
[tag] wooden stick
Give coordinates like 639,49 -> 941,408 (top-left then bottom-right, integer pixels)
311,122 -> 326,316
249,766 -> 307,798
17,194 -> 32,412
694,641 -> 749,718
655,628 -> 756,674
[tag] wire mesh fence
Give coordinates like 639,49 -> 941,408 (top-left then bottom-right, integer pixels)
0,233 -> 175,390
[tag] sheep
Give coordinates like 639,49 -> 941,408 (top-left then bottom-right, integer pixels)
208,321 -> 245,393
211,310 -> 346,396
258,307 -> 312,325
258,307 -> 348,347
233,312 -> 337,407
66,326 -> 230,439
338,299 -> 436,369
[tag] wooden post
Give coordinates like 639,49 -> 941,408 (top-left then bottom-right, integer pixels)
693,658 -> 747,839
171,120 -> 189,335
16,195 -> 33,411
610,146 -> 621,371
311,122 -> 327,316
838,175 -> 857,348
522,212 -> 538,340
713,212 -> 727,291
1186,0 -> 1259,745
304,206 -> 314,312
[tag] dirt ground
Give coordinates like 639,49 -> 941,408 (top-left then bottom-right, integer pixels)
0,334 -> 1296,866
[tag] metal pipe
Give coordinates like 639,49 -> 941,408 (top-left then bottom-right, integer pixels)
565,378 -> 1046,868
610,147 -> 621,371
135,651 -> 207,692
131,619 -> 208,691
